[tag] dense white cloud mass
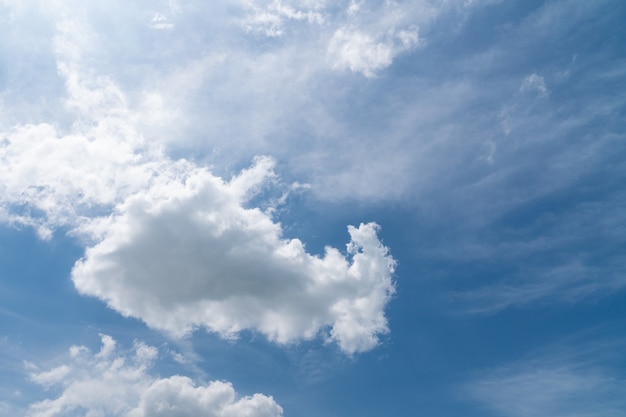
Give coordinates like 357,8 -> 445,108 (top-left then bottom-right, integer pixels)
26,335 -> 283,417
71,162 -> 395,352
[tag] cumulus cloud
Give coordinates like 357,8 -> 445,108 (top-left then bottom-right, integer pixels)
71,158 -> 396,353
26,335 -> 282,417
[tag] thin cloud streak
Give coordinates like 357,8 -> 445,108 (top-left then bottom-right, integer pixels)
465,339 -> 626,417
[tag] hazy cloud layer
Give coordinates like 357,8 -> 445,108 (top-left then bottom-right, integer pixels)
465,340 -> 626,417
26,335 -> 283,417
0,0 -> 502,203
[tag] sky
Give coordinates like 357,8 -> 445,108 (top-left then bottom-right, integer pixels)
0,0 -> 625,416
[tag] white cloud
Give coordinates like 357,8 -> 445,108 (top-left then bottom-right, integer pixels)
29,366 -> 71,388
323,0 -> 426,77
71,158 -> 395,353
327,26 -> 420,77
128,377 -> 282,417
0,116 -> 162,239
0,15 -> 167,238
26,335 -> 282,417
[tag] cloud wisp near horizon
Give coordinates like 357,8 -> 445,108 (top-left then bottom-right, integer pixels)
1,0 -> 625,416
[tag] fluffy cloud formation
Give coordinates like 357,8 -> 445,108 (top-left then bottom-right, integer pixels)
71,158 -> 395,353
26,335 -> 283,417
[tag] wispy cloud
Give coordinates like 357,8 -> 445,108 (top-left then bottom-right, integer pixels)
465,339 -> 626,417
414,0 -> 626,313
519,73 -> 549,97
455,257 -> 626,314
242,0 -> 325,37
450,174 -> 626,313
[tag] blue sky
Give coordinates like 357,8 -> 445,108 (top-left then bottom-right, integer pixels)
1,0 -> 625,416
